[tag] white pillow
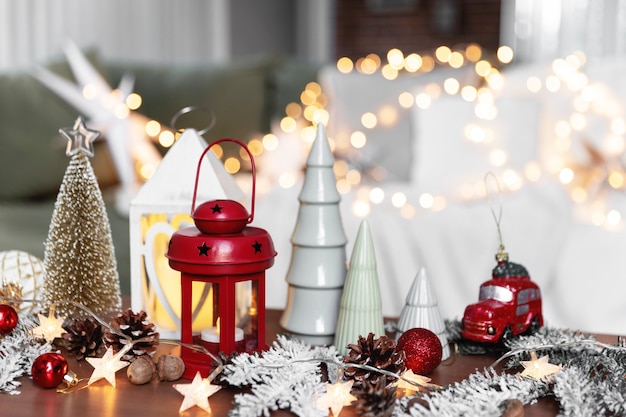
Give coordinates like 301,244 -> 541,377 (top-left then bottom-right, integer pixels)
410,93 -> 540,197
320,66 -> 468,182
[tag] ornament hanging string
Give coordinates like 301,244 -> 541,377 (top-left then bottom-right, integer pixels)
484,172 -> 508,261
170,105 -> 216,137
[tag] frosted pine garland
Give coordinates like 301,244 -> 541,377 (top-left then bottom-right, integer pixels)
395,324 -> 626,417
0,314 -> 52,394
230,373 -> 326,417
221,326 -> 626,417
395,369 -> 547,417
222,335 -> 341,417
502,326 -> 626,416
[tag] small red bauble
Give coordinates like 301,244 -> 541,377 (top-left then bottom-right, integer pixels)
32,352 -> 69,389
397,328 -> 442,375
0,304 -> 18,335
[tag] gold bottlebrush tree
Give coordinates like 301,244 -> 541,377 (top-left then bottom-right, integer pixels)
43,116 -> 121,317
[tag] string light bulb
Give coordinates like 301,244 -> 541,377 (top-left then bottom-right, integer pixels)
520,351 -> 561,381
85,346 -> 131,387
268,45 -> 625,228
316,380 -> 357,417
173,371 -> 222,413
32,304 -> 66,343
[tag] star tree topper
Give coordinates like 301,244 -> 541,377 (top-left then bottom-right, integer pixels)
59,116 -> 100,157
173,371 -> 222,413
85,346 -> 131,387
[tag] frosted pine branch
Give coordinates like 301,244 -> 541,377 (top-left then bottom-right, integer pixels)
494,327 -> 599,371
224,335 -> 340,386
552,367 -> 599,416
553,349 -> 626,416
230,374 -> 326,417
0,314 -> 52,394
396,368 -> 548,417
223,335 -> 341,417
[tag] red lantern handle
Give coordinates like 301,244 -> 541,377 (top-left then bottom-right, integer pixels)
191,138 -> 256,224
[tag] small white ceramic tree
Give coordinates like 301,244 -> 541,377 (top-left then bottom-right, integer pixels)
396,267 -> 450,360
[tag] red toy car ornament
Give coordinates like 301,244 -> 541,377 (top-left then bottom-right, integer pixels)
461,250 -> 543,344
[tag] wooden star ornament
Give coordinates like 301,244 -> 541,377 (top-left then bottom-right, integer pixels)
32,305 -> 66,343
85,346 -> 131,387
316,380 -> 358,417
173,371 -> 222,413
520,351 -> 561,381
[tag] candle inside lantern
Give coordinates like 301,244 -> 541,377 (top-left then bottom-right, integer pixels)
200,319 -> 245,354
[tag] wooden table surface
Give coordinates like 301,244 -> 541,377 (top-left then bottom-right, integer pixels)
0,309 -> 620,417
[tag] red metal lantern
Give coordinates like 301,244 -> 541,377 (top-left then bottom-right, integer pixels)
167,138 -> 276,378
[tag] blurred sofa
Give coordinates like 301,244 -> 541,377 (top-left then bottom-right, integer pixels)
0,51 -> 320,296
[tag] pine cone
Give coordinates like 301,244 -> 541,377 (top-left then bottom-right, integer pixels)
353,376 -> 397,417
211,351 -> 240,386
344,333 -> 406,390
62,317 -> 104,360
103,309 -> 159,361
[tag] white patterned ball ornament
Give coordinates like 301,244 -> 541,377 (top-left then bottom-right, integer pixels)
0,250 -> 45,313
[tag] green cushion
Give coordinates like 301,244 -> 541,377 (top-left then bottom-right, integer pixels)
0,51 -> 107,200
0,53 -> 320,200
106,55 -> 278,144
265,57 -> 321,123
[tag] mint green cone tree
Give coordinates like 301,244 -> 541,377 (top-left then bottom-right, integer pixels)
333,219 -> 385,355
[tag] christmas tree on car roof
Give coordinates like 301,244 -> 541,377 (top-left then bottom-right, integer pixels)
43,116 -> 121,318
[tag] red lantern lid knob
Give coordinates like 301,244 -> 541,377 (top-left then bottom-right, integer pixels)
193,199 -> 249,234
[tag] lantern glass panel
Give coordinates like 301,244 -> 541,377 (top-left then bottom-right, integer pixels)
235,280 -> 259,351
140,213 -> 214,332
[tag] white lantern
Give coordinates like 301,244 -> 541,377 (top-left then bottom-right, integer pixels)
129,129 -> 244,338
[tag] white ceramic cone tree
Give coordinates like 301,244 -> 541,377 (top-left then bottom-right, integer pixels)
396,267 -> 450,360
333,219 -> 385,355
280,123 -> 348,345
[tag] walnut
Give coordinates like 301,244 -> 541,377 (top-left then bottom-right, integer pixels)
126,356 -> 156,385
157,354 -> 185,381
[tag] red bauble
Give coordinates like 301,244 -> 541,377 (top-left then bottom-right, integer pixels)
397,328 -> 442,375
0,304 -> 18,335
32,352 -> 69,389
